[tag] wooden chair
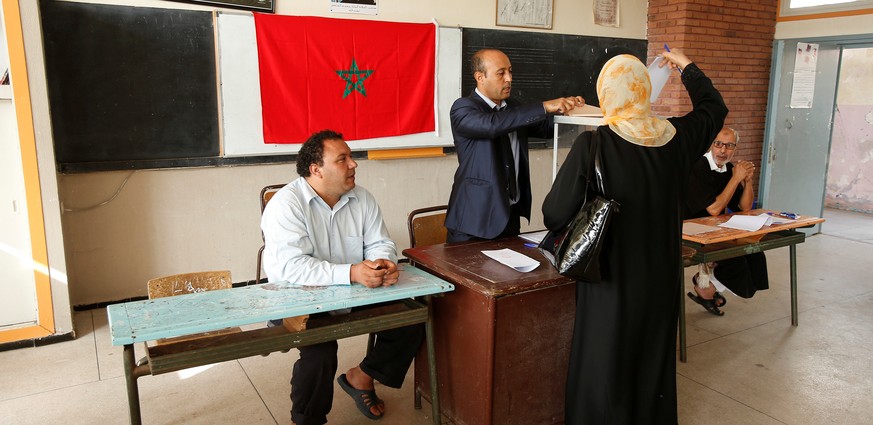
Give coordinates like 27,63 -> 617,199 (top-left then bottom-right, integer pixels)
136,271 -> 238,365
256,184 -> 286,283
407,205 -> 449,248
147,270 -> 232,299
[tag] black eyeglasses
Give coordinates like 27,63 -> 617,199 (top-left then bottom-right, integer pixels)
713,140 -> 737,150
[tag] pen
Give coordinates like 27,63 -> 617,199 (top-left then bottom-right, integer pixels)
767,211 -> 798,220
663,43 -> 682,74
523,243 -> 537,248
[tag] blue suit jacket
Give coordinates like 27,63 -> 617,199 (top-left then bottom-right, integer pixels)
445,91 -> 553,239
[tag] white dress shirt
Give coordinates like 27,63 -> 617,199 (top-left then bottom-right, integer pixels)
261,176 -> 397,286
704,151 -> 727,173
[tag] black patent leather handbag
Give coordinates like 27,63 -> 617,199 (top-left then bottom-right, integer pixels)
539,132 -> 619,282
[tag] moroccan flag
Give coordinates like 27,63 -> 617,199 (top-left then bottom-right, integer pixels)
253,14 -> 436,144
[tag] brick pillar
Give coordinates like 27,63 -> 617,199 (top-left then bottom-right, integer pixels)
647,0 -> 777,190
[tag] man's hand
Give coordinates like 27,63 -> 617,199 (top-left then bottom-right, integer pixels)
543,96 -> 585,115
350,259 -> 399,288
732,160 -> 754,183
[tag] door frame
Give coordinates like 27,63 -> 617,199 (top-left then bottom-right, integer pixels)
760,33 -> 873,229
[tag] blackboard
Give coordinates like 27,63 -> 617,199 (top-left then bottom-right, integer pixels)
461,28 -> 647,108
41,1 -> 219,166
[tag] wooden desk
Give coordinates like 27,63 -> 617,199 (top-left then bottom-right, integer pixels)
679,209 -> 825,362
403,237 -> 574,425
107,265 -> 453,425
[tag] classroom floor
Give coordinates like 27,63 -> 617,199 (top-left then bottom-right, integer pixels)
2,208 -> 872,425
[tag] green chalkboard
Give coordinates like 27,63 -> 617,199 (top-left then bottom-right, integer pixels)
41,1 -> 219,167
461,28 -> 647,108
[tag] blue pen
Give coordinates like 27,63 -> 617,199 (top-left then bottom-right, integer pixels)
767,211 -> 798,220
663,43 -> 682,74
523,243 -> 537,248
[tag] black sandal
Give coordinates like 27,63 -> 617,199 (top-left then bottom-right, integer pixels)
692,274 -> 727,307
687,291 -> 724,316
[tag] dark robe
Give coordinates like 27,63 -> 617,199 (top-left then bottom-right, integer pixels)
685,158 -> 770,298
542,63 -> 727,424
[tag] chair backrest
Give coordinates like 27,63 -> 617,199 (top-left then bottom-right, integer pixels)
257,184 -> 286,283
147,270 -> 232,299
407,205 -> 449,248
260,183 -> 285,213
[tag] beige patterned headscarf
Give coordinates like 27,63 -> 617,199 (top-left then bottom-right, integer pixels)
597,54 -> 676,147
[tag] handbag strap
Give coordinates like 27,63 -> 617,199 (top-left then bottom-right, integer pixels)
587,130 -> 608,197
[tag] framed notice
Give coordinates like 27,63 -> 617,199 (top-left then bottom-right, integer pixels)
168,0 -> 274,13
496,0 -> 553,30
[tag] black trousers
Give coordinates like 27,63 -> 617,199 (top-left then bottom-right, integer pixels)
290,320 -> 424,425
714,252 -> 769,298
446,203 -> 522,243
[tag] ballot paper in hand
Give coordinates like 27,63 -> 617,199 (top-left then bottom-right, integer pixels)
648,57 -> 672,103
482,249 -> 540,273
566,104 -> 603,117
718,215 -> 772,231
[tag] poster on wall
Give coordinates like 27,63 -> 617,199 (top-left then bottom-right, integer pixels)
594,0 -> 620,27
330,0 -> 378,15
496,0 -> 553,29
790,42 -> 818,109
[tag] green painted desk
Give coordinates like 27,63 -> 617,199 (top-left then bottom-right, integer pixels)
107,265 -> 453,425
679,209 -> 825,362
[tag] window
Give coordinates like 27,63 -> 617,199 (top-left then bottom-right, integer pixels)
779,0 -> 873,20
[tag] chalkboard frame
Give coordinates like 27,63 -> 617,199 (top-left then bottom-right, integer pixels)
168,0 -> 274,13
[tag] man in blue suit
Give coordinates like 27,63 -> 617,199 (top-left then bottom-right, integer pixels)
445,48 -> 584,242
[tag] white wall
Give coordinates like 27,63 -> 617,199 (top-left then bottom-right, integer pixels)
39,0 -> 648,306
775,14 -> 873,39
825,47 -> 873,213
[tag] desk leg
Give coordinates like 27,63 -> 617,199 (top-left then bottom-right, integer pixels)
679,266 -> 687,363
424,296 -> 441,425
123,344 -> 142,425
790,244 -> 798,326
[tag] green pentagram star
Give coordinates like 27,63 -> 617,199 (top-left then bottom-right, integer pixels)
335,59 -> 374,98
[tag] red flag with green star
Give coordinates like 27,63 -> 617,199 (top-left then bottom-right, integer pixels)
253,14 -> 436,144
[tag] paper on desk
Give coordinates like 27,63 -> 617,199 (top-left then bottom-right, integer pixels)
718,215 -> 772,231
520,230 -> 548,244
482,249 -> 540,273
683,222 -> 720,235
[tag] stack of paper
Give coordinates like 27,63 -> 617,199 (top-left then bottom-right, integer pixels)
718,215 -> 772,231
482,249 -> 540,273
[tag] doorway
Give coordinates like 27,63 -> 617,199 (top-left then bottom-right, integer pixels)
760,35 -> 873,235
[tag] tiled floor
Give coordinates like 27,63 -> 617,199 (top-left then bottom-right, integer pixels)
2,208 -> 871,424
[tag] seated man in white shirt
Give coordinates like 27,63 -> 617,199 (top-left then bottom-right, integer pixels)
261,129 -> 422,425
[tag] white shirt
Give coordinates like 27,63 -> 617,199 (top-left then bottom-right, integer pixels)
261,176 -> 397,286
475,87 -> 520,204
704,151 -> 727,173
